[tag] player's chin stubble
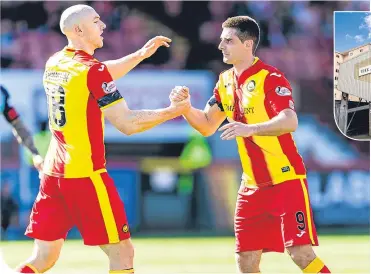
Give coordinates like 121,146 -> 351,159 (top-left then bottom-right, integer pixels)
223,57 -> 233,64
97,41 -> 103,48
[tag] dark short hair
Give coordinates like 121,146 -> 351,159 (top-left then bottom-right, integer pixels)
222,16 -> 260,53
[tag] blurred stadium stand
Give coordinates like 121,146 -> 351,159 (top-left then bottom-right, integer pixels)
1,1 -> 370,240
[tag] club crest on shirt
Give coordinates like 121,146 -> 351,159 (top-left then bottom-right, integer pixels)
246,80 -> 256,92
101,81 -> 117,94
275,86 -> 291,96
122,224 -> 129,233
289,100 -> 295,110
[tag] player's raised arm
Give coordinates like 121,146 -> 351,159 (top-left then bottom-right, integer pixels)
103,36 -> 171,80
87,63 -> 189,135
170,85 -> 226,137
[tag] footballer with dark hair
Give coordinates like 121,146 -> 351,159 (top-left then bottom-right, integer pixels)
170,16 -> 331,273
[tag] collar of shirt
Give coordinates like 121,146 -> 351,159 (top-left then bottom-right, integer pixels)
64,47 -> 93,58
233,57 -> 262,88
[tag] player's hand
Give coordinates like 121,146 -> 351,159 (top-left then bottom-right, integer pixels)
139,36 -> 172,59
171,97 -> 191,115
170,86 -> 191,114
169,86 -> 189,102
218,121 -> 258,140
32,154 -> 44,172
170,91 -> 191,115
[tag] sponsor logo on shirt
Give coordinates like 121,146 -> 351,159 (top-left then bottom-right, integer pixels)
246,80 -> 256,92
101,81 -> 117,94
223,104 -> 255,115
122,224 -> 129,233
44,70 -> 71,83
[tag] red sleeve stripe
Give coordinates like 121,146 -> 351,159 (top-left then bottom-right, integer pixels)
277,134 -> 306,175
52,130 -> 66,176
264,96 -> 306,175
214,86 -> 222,103
87,94 -> 106,171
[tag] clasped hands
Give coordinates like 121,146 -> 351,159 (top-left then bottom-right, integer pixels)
169,86 -> 191,115
169,86 -> 257,140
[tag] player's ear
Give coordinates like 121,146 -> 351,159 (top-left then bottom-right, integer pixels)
74,25 -> 83,36
244,39 -> 253,50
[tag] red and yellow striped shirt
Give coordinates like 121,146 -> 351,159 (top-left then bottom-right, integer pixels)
214,57 -> 306,188
42,47 -> 124,178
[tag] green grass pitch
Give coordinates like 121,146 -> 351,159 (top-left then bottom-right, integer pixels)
0,235 -> 369,273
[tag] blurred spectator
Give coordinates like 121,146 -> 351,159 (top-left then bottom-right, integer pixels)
1,178 -> 19,240
91,1 -> 122,31
0,0 -> 370,153
163,1 -> 183,18
1,0 -> 360,77
43,1 -> 63,32
0,19 -> 15,67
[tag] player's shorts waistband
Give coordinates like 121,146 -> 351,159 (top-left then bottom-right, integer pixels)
241,173 -> 307,188
42,168 -> 107,179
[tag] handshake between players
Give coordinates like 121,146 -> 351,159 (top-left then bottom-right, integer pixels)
169,86 -> 191,110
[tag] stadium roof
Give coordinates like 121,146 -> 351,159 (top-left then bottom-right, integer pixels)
338,42 -> 371,55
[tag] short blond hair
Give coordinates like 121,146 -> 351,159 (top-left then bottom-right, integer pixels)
60,4 -> 94,35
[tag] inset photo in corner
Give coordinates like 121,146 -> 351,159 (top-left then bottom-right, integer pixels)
334,11 -> 371,140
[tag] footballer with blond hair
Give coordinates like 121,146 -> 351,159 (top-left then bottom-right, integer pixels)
15,4 -> 190,274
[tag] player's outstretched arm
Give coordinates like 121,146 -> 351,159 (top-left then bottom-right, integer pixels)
103,96 -> 190,136
103,36 -> 171,80
170,86 -> 226,137
89,61 -> 187,135
219,109 -> 298,140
